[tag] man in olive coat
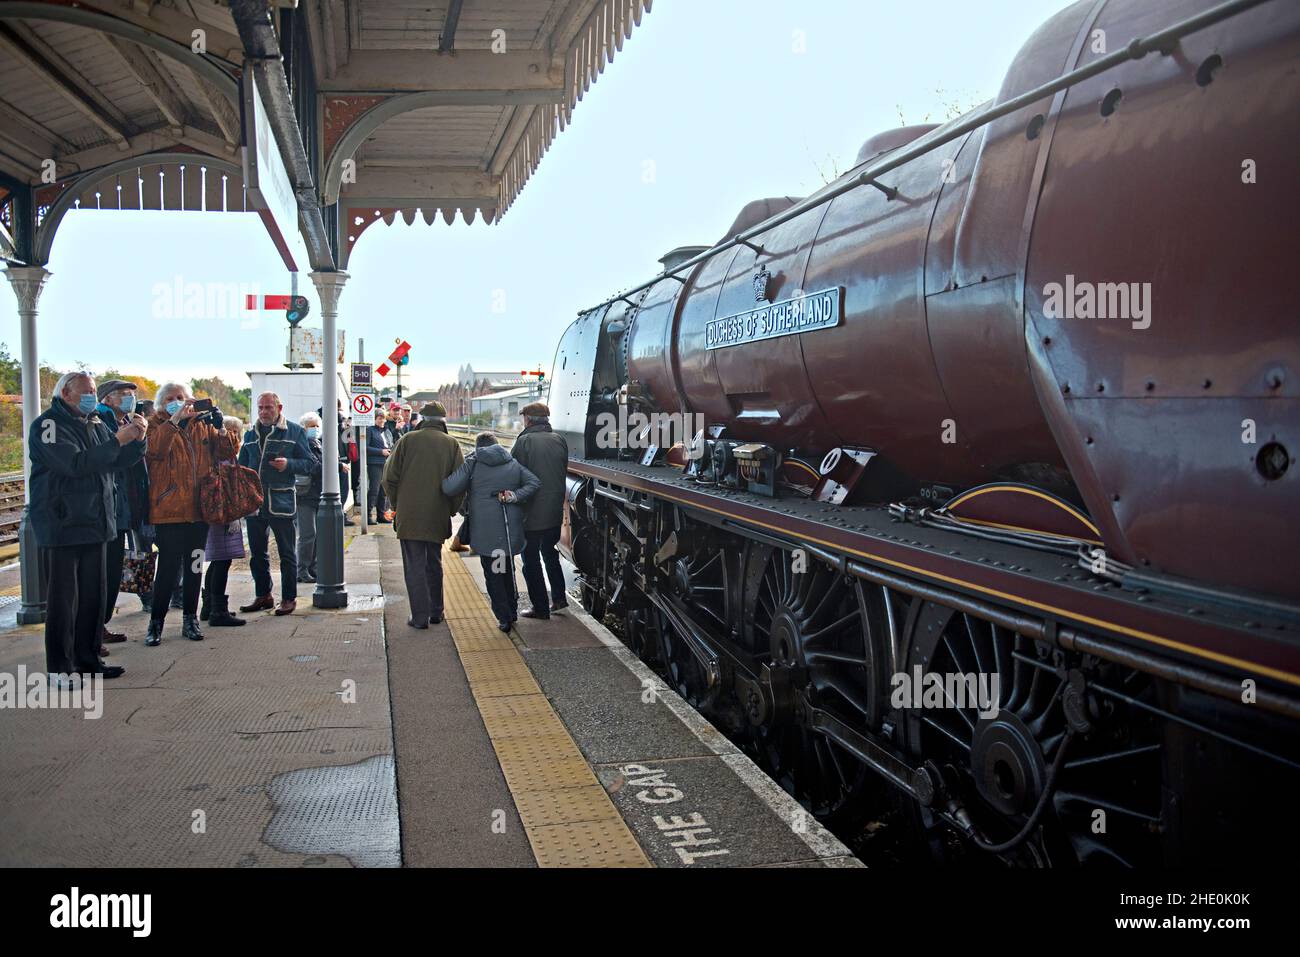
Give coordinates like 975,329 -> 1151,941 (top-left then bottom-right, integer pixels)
511,402 -> 570,619
382,402 -> 464,628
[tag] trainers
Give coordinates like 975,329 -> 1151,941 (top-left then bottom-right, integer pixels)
521,609 -> 550,620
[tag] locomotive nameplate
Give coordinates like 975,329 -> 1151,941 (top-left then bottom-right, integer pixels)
705,286 -> 843,350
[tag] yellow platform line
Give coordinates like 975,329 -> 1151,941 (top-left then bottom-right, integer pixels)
440,545 -> 650,868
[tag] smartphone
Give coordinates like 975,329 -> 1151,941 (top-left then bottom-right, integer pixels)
137,400 -> 154,417
192,398 -> 214,413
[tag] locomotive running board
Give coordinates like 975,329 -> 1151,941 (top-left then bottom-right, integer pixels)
568,458 -> 1300,712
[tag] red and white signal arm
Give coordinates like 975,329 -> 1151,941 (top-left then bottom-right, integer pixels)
352,393 -> 375,417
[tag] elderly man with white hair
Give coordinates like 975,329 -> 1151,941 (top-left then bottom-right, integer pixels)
28,371 -> 147,681
237,391 -> 315,615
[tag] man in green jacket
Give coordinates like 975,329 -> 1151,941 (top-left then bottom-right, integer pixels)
382,402 -> 464,628
511,402 -> 570,619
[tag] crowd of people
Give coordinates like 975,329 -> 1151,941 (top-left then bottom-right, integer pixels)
25,375 -> 570,680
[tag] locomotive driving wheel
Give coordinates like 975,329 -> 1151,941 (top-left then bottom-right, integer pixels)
902,603 -> 1164,866
742,544 -> 885,823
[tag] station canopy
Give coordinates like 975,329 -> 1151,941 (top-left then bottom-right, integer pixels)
0,0 -> 654,269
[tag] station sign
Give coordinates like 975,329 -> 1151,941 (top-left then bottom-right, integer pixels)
351,362 -> 373,393
241,69 -> 303,272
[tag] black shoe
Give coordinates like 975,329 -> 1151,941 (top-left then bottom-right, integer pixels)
343,517 -> 356,527
139,590 -> 153,611
551,598 -> 569,612
430,614 -> 443,625
88,664 -> 125,679
521,609 -> 550,620
182,614 -> 205,642
498,621 -> 511,633
407,617 -> 429,630
209,596 -> 245,627
200,589 -> 212,621
145,619 -> 163,647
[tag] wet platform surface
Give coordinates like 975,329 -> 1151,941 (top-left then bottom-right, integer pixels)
0,524 -> 860,868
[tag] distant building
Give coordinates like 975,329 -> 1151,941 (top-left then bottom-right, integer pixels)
433,364 -> 546,421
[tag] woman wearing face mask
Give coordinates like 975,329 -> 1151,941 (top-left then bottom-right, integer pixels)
143,384 -> 232,646
199,415 -> 248,627
295,412 -> 326,583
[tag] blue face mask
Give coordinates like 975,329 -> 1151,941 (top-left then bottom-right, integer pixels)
78,393 -> 97,415
307,427 -> 322,439
119,394 -> 136,414
165,400 -> 183,416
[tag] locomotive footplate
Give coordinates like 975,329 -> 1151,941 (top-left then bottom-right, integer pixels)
568,457 -> 1300,711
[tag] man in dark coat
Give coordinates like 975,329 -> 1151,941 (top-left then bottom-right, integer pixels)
94,379 -> 149,648
382,402 -> 464,628
442,433 -> 540,631
510,402 -> 570,619
237,392 -> 315,616
28,372 -> 147,680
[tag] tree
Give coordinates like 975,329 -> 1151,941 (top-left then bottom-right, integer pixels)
191,377 -> 251,419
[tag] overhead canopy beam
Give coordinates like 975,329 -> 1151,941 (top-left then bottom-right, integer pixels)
63,0 -> 246,63
101,34 -> 190,132
0,22 -> 133,150
193,74 -> 242,147
438,0 -> 465,53
318,0 -> 339,79
0,96 -> 71,160
341,165 -> 498,200
0,3 -> 241,106
318,50 -> 560,92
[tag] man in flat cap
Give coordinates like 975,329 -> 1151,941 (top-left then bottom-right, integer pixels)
382,401 -> 464,628
94,379 -> 152,649
511,401 -> 570,619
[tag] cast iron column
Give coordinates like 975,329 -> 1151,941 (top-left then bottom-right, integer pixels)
310,270 -> 349,608
5,266 -> 50,624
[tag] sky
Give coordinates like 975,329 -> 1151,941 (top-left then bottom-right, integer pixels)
1,0 -> 1069,394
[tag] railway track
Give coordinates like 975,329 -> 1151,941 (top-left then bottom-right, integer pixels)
0,472 -> 23,547
446,423 -> 517,452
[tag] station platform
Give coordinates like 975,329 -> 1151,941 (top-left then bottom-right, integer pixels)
0,526 -> 859,868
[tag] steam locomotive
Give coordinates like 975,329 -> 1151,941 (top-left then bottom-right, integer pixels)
550,0 -> 1300,865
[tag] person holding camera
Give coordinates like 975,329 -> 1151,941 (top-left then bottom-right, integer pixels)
29,372 -> 147,681
143,384 -> 232,646
238,392 -> 315,616
93,379 -> 151,649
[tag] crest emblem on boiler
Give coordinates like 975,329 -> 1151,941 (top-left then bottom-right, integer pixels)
753,263 -> 772,302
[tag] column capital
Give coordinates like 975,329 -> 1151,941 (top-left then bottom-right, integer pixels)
4,266 -> 52,313
309,270 -> 350,313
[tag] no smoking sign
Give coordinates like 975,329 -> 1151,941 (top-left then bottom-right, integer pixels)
352,393 -> 375,416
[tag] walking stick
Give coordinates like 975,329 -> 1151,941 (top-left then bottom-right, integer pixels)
501,496 -> 520,613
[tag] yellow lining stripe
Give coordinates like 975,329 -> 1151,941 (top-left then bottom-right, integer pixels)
943,514 -> 1104,547
946,484 -> 1102,537
573,465 -> 1300,688
441,545 -> 651,867
784,460 -> 822,481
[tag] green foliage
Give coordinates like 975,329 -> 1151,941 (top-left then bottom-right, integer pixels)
191,377 -> 251,419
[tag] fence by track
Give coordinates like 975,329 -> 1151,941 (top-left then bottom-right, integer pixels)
0,471 -> 23,547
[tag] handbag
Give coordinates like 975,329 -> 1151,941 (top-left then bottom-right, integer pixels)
200,434 -> 264,525
119,530 -> 156,595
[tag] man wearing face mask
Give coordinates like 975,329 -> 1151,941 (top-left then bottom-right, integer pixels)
94,379 -> 151,651
28,372 -> 147,682
295,412 -> 325,583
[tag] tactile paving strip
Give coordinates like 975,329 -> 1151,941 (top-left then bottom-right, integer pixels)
441,547 -> 650,868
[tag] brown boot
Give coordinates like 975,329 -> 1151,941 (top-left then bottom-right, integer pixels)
240,594 -> 275,613
274,599 -> 297,616
100,625 -> 127,644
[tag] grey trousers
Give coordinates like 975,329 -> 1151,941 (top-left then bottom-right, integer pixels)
296,502 -> 318,579
400,539 -> 445,623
